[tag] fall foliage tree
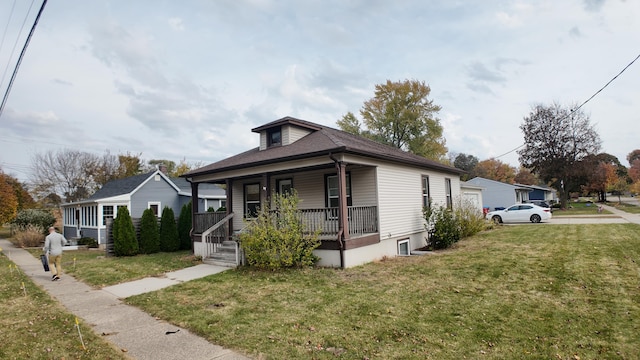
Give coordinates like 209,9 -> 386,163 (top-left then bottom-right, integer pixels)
337,79 -> 447,161
0,172 -> 18,224
474,158 -> 516,183
518,103 -> 601,209
514,167 -> 538,185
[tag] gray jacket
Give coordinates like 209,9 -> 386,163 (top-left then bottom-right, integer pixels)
44,232 -> 68,256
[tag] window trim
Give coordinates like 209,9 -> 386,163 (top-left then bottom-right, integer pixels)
324,172 -> 352,208
244,183 -> 261,218
148,202 -> 161,217
267,127 -> 282,147
445,178 -> 452,209
398,239 -> 410,256
422,175 -> 430,209
276,178 -> 293,195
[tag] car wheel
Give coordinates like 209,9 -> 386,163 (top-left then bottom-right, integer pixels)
491,215 -> 502,224
530,214 -> 541,223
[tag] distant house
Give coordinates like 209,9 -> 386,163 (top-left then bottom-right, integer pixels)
465,177 -> 556,211
61,168 -> 226,246
465,177 -> 532,211
183,116 -> 465,268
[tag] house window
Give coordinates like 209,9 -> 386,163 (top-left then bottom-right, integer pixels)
103,206 -> 114,226
220,199 -> 227,209
422,175 -> 430,208
148,202 -> 161,217
445,178 -> 452,209
277,178 -> 293,195
267,127 -> 281,147
244,183 -> 261,218
325,173 -> 352,208
398,239 -> 410,256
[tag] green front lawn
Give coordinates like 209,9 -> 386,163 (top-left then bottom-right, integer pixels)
25,248 -> 201,288
123,224 -> 640,359
615,202 -> 640,214
553,201 -> 610,216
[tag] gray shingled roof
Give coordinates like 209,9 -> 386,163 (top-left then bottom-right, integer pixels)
185,117 -> 463,177
87,171 -> 157,200
171,176 -> 225,196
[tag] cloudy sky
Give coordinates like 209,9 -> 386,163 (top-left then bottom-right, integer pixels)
1,0 -> 638,183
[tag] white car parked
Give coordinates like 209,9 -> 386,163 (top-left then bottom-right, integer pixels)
486,203 -> 552,224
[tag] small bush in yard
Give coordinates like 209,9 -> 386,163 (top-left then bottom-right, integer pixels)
138,208 -> 160,254
159,207 -> 179,252
13,224 -> 45,247
454,197 -> 485,238
77,237 -> 98,248
113,207 -> 138,256
239,190 -> 320,269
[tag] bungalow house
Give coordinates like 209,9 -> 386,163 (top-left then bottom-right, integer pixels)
61,168 -> 226,246
183,116 -> 464,268
465,176 -> 556,211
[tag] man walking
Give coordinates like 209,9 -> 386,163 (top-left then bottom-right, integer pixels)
43,226 -> 68,281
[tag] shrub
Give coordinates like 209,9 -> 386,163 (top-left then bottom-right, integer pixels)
11,209 -> 55,232
454,197 -> 485,238
239,190 -> 320,269
13,224 -> 45,248
77,237 -> 98,248
113,207 -> 138,256
177,202 -> 192,250
216,206 -> 226,212
159,207 -> 179,252
138,209 -> 160,254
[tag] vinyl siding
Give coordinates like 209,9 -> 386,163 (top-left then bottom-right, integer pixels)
282,124 -> 312,145
376,160 -> 461,242
131,175 -> 180,218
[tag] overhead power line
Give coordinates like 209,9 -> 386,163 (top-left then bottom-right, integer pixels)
0,0 -> 47,118
495,51 -> 640,160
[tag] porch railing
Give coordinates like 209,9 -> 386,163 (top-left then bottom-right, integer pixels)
293,206 -> 378,237
193,206 -> 378,239
201,213 -> 238,264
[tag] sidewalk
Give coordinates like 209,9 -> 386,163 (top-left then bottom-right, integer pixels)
547,204 -> 640,225
0,238 -> 251,360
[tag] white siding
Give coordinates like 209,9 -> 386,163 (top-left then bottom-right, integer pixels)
259,132 -> 267,150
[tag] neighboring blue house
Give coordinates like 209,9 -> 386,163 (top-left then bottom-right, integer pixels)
466,177 -> 556,211
61,168 -> 226,246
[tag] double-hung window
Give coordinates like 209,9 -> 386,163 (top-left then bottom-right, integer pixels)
422,175 -> 430,209
445,178 -> 452,209
326,173 -> 352,219
244,183 -> 261,218
103,206 -> 113,225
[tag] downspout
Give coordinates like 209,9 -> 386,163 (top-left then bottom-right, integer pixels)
329,153 -> 345,268
186,177 -> 198,253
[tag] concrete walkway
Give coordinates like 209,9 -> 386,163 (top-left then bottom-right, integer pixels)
0,238 -> 251,360
547,204 -> 640,225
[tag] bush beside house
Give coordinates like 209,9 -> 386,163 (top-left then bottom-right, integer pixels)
159,207 -> 179,252
138,208 -> 160,254
239,191 -> 320,269
177,202 -> 192,251
113,207 -> 139,256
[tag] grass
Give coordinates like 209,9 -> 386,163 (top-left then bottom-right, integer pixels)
25,248 -> 202,288
124,224 -> 640,360
614,202 -> 640,214
0,249 -> 129,360
553,201 -> 611,216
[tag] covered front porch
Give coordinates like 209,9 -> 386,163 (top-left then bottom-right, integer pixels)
188,161 -> 381,267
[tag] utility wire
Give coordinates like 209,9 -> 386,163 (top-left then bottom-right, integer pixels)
0,0 -> 35,92
496,51 -> 640,160
0,0 -> 46,118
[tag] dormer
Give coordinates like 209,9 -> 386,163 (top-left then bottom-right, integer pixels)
252,116 -> 323,151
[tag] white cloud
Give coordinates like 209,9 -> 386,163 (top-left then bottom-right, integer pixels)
168,17 -> 185,31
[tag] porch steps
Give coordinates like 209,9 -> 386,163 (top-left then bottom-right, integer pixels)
202,240 -> 239,268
